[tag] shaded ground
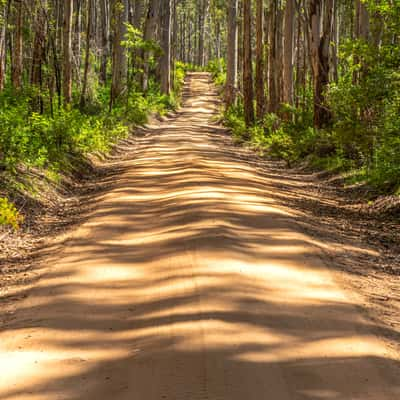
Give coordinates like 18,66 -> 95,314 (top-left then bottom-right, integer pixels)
0,73 -> 399,399
224,144 -> 400,351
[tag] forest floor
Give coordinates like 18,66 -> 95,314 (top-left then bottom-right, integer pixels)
0,72 -> 399,399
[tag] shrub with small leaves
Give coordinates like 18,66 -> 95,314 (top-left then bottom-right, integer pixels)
0,197 -> 24,230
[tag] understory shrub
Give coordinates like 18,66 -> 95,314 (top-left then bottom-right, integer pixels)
220,59 -> 399,192
0,197 -> 23,230
0,76 -> 181,174
224,103 -> 246,140
0,105 -> 129,171
207,58 -> 226,88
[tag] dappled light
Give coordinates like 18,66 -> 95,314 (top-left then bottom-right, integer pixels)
0,74 -> 398,400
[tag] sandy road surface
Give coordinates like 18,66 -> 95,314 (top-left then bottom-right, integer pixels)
0,73 -> 399,399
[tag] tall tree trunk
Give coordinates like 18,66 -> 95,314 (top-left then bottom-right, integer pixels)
110,0 -> 128,107
276,5 -> 284,105
309,0 -> 333,128
268,0 -> 279,113
132,0 -> 144,82
357,0 -> 370,41
171,0 -> 177,88
225,0 -> 238,108
264,5 -> 270,107
80,0 -> 93,108
332,3 -> 339,83
133,0 -> 144,28
354,0 -> 370,82
159,0 -> 171,95
255,0 -> 265,119
99,0 -> 109,83
243,0 -> 254,127
31,0 -> 48,113
142,0 -> 158,92
63,0 -> 73,105
12,0 -> 23,90
73,0 -> 82,84
0,1 -> 9,90
283,0 -> 295,108
188,17 -> 192,64
198,0 -> 209,67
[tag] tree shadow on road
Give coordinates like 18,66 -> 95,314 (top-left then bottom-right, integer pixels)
1,74 -> 399,400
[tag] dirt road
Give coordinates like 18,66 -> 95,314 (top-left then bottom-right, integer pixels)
0,73 -> 399,399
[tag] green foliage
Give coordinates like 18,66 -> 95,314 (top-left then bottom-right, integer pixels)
325,34 -> 400,190
263,128 -> 296,164
220,4 -> 400,194
174,61 -> 187,94
122,23 -> 161,56
370,134 -> 400,192
175,61 -> 200,74
207,58 -> 226,87
223,103 -> 246,140
0,99 -> 129,171
0,65 -> 180,175
117,85 -> 176,123
0,197 -> 23,230
224,102 -> 361,169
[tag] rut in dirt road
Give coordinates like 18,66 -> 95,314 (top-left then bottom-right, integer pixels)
0,73 -> 399,400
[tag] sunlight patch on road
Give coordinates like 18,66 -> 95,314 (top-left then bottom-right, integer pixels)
112,186 -> 231,202
172,320 -> 293,352
0,347 -> 127,400
238,203 -> 289,214
233,336 -> 393,363
81,265 -> 144,282
205,257 -> 349,303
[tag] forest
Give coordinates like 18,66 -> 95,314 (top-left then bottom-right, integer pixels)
0,1 -> 399,228
220,0 -> 400,192
0,1 -> 399,398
